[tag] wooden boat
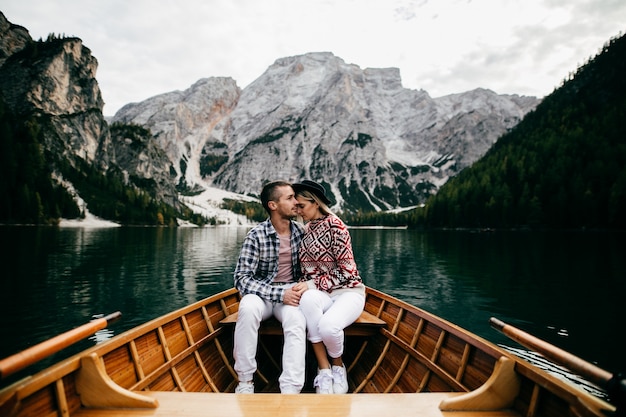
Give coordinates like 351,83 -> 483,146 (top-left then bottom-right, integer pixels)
0,286 -> 620,417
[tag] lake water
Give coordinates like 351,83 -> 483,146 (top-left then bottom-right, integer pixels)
1,225 -> 624,392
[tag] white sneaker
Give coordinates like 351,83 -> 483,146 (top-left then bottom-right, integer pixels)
331,364 -> 349,394
313,369 -> 334,394
235,381 -> 254,394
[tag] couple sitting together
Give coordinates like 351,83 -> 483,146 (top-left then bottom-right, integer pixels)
233,180 -> 365,394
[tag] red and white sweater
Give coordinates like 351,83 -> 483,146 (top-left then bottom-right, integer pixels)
299,214 -> 364,294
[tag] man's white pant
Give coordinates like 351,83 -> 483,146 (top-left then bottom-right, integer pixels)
233,292 -> 306,393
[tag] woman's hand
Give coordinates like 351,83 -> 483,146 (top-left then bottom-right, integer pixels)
292,281 -> 309,294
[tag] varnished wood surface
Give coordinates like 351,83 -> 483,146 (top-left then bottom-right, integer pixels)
73,392 -> 522,417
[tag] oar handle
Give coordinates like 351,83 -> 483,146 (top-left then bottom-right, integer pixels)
489,317 -> 613,388
0,312 -> 122,379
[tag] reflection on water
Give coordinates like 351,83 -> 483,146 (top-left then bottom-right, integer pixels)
502,345 -> 608,399
89,327 -> 116,344
351,229 -> 498,340
351,228 -> 626,377
0,226 -> 249,387
1,226 -> 624,393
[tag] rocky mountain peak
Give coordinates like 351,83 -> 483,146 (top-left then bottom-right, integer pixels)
114,51 -> 540,212
114,77 -> 241,191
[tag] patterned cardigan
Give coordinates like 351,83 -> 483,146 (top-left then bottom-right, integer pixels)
299,214 -> 363,293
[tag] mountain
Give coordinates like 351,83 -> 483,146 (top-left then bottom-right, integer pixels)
0,12 -> 539,225
113,52 -> 539,212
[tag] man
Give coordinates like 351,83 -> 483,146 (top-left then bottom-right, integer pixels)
233,180 -> 306,394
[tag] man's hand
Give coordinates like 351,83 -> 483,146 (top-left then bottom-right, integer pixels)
283,286 -> 305,306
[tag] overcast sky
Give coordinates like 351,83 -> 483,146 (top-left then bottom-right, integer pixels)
2,0 -> 625,116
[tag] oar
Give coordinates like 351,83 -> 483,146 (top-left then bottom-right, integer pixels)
0,312 -> 122,379
490,317 -> 625,413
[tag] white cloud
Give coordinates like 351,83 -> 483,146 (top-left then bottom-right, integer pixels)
2,0 -> 624,115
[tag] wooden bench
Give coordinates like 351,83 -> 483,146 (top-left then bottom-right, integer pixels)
219,310 -> 386,337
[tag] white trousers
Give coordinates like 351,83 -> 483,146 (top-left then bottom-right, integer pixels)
299,289 -> 365,359
233,291 -> 307,393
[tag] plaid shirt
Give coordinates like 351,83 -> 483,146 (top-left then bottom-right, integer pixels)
234,218 -> 304,302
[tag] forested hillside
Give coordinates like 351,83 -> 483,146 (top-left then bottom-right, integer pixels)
0,95 -> 80,223
0,100 -> 187,225
415,33 -> 626,230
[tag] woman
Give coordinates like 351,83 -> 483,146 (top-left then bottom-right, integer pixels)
291,180 -> 365,394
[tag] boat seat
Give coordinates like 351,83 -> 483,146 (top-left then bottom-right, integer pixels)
219,309 -> 386,336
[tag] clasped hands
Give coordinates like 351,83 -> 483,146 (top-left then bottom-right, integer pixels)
283,282 -> 309,306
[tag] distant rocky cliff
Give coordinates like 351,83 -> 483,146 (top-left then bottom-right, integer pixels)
114,52 -> 539,211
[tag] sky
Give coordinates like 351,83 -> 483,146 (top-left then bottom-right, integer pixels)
2,0 -> 625,116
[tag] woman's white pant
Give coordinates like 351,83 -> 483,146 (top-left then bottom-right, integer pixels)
233,292 -> 306,393
299,289 -> 365,359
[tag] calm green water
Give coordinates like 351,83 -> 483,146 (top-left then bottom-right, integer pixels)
1,226 -> 624,390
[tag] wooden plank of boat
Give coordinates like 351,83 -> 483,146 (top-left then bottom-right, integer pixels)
71,392 -> 520,417
0,286 -> 617,417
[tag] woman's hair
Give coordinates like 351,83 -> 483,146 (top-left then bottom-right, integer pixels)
296,189 -> 334,216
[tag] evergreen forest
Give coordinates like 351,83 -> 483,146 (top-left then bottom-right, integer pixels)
391,33 -> 625,230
